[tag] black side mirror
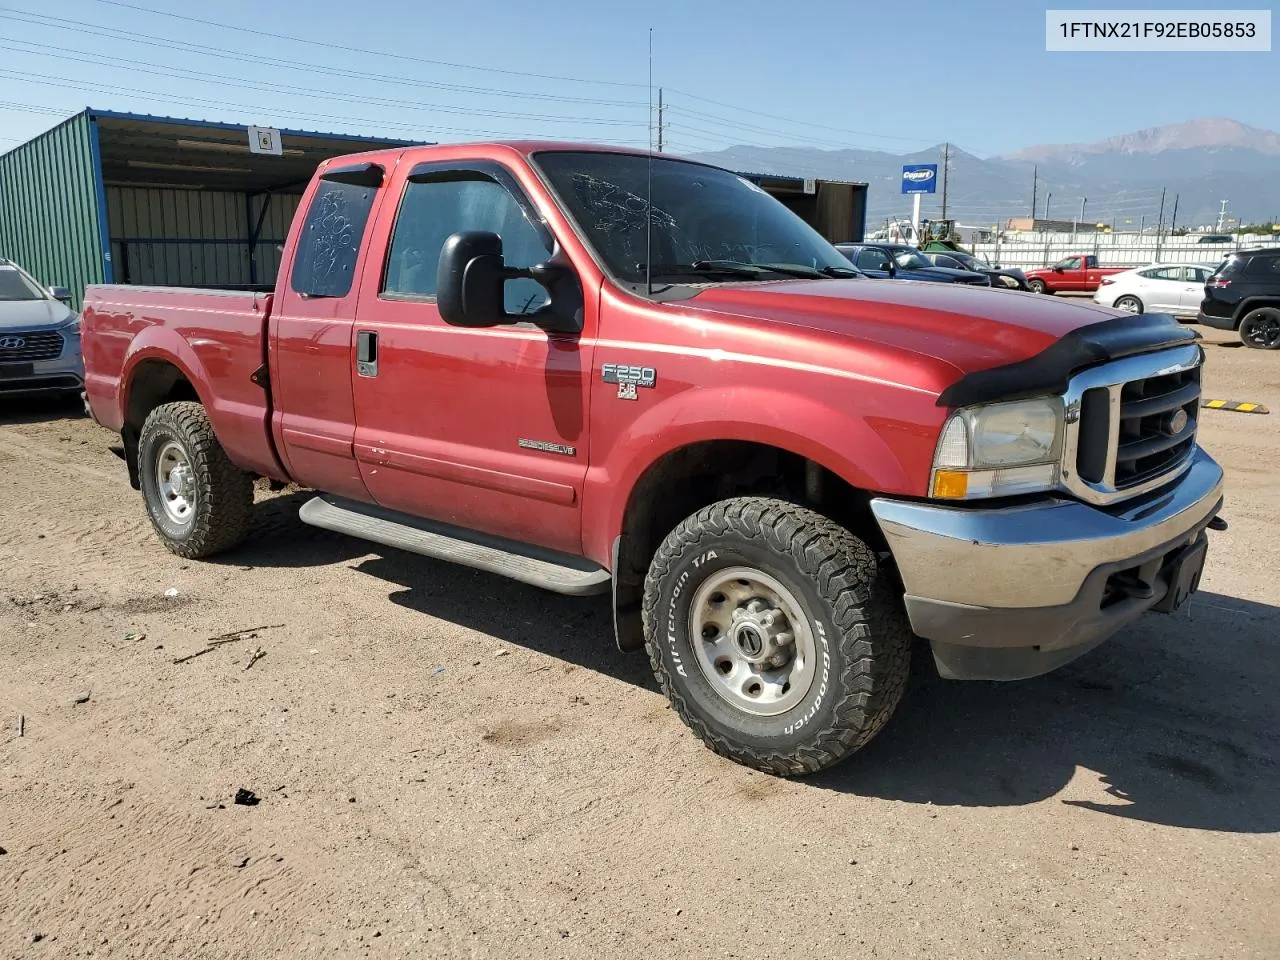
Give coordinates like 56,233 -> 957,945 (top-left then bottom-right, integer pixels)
1052,265 -> 1065,273
436,231 -> 580,334
883,260 -> 897,277
437,231 -> 505,327
50,286 -> 72,304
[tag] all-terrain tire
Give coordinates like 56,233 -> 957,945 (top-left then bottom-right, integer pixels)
642,497 -> 913,777
137,401 -> 253,558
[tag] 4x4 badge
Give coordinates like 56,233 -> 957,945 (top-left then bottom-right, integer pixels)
602,363 -> 656,401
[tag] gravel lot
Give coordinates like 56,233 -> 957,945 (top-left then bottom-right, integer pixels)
2,325 -> 1277,959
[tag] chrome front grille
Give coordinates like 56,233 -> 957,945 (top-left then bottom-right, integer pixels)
1062,343 -> 1203,505
0,331 -> 64,363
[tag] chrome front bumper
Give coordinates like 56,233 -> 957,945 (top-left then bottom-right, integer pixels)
870,447 -> 1225,680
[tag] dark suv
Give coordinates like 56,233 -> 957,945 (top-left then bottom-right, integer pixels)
1199,247 -> 1280,349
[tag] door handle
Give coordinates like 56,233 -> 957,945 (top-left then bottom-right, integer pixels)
356,330 -> 378,378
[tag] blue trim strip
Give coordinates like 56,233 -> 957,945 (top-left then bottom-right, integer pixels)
87,116 -> 114,284
85,108 -> 418,146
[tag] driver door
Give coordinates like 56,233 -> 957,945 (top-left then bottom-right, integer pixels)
349,160 -> 594,555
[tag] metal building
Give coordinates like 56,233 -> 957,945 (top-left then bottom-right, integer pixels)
0,109 -> 417,308
737,172 -> 869,246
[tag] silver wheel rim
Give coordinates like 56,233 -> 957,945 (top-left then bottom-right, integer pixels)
155,440 -> 196,525
689,566 -> 817,717
1117,297 -> 1140,313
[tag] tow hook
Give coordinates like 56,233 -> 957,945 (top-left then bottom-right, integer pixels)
1207,515 -> 1228,532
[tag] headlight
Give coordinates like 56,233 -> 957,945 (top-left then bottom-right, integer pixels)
930,397 -> 1064,499
60,315 -> 81,335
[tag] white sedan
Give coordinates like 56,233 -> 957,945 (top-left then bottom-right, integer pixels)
1092,262 -> 1218,319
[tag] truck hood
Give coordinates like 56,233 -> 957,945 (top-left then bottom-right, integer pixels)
684,278 -> 1129,386
0,298 -> 77,331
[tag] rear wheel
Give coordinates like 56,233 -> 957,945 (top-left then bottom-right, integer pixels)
1113,295 -> 1143,313
1239,308 -> 1280,349
643,497 -> 912,777
1028,279 -> 1048,294
138,401 -> 253,558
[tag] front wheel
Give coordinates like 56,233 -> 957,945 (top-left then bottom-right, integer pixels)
1239,308 -> 1280,349
1028,279 -> 1048,294
138,401 -> 253,558
642,497 -> 913,777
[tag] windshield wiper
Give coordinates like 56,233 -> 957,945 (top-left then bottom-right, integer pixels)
642,260 -> 832,281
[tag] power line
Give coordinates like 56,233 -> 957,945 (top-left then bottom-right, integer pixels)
0,40 -> 642,127
665,87 -> 933,144
0,77 -> 648,146
0,8 -> 646,108
87,0 -> 647,88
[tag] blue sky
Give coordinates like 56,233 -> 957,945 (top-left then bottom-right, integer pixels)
0,0 -> 1274,158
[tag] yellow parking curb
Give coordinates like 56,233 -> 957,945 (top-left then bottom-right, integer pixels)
1201,400 -> 1270,414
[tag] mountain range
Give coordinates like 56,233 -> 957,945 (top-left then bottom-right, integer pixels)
687,118 -> 1279,231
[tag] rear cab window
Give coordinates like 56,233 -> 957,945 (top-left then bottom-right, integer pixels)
290,164 -> 384,298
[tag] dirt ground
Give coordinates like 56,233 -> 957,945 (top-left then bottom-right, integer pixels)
2,324 -> 1278,959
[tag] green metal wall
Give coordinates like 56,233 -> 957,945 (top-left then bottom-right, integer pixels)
0,111 -> 106,311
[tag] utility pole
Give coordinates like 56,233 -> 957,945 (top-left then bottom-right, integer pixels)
1045,192 -> 1052,220
1155,186 -> 1166,257
1170,193 -> 1179,233
1217,199 -> 1229,231
940,142 -> 950,220
1030,165 -> 1038,219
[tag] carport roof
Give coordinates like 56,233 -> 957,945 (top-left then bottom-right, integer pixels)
736,170 -> 869,192
87,109 -> 424,194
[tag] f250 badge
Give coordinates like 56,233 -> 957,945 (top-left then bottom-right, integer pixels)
602,363 -> 657,401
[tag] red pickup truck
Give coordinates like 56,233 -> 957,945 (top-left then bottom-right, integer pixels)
82,141 -> 1225,777
1025,254 -> 1129,294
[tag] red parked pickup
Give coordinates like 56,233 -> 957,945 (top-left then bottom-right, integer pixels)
1025,254 -> 1128,294
82,142 -> 1225,776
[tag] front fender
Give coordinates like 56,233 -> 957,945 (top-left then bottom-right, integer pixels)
581,384 -> 941,566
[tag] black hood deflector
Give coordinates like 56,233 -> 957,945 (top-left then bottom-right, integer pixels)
936,311 -> 1201,408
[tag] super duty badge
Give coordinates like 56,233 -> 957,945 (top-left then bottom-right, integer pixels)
602,363 -> 657,401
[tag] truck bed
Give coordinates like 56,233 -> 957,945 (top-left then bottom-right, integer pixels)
82,284 -> 283,480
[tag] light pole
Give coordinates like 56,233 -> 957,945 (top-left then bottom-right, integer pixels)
1045,192 -> 1052,220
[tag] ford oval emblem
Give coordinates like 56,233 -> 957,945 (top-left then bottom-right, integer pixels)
0,336 -> 26,349
903,169 -> 935,182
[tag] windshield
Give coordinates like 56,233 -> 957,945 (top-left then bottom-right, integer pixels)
532,151 -> 856,284
0,267 -> 46,301
892,249 -> 934,270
